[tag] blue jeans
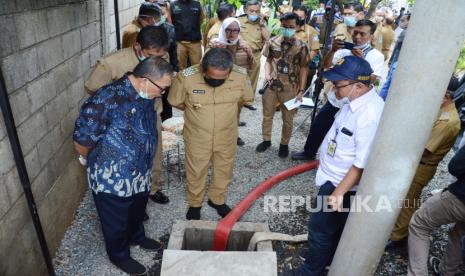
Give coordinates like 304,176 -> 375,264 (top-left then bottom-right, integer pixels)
299,182 -> 356,276
303,102 -> 340,159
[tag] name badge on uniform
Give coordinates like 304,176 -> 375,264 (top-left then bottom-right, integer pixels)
193,90 -> 205,94
327,139 -> 337,157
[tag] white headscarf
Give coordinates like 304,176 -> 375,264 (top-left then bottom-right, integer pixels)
218,17 -> 241,45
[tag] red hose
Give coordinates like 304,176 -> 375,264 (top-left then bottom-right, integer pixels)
212,160 -> 319,251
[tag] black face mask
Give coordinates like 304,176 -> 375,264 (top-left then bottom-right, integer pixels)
297,18 -> 306,26
204,76 -> 226,87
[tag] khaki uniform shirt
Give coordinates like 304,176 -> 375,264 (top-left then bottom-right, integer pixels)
333,23 -> 353,43
295,25 -> 320,51
372,23 -> 383,51
168,65 -> 254,146
122,19 -> 142,49
262,35 -> 310,91
422,103 -> 461,165
84,47 -> 163,113
381,26 -> 395,51
206,21 -> 222,49
238,16 -> 266,52
278,4 -> 292,14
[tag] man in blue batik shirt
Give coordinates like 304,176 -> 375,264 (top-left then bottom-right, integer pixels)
73,57 -> 172,275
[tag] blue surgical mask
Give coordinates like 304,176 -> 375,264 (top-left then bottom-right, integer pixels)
248,14 -> 259,22
139,81 -> 150,99
137,53 -> 147,62
280,27 -> 295,38
344,16 -> 356,27
155,16 -> 166,26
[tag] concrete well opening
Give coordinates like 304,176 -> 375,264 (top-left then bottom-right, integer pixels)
167,220 -> 273,252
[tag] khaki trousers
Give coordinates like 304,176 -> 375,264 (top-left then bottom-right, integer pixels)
261,86 -> 296,145
150,113 -> 162,194
408,191 -> 465,276
184,137 -> 237,207
390,163 -> 437,241
177,41 -> 202,70
244,51 -> 262,105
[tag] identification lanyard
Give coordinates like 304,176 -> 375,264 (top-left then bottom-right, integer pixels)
327,109 -> 348,157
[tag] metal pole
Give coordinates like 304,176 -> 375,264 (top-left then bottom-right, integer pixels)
113,0 -> 121,49
0,71 -> 56,275
328,1 -> 465,275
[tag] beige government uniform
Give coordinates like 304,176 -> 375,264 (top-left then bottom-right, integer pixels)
261,35 -> 309,145
168,65 -> 254,207
84,47 -> 164,195
295,24 -> 320,55
238,15 -> 269,97
390,103 -> 461,241
381,25 -> 394,60
122,19 -> 142,49
333,23 -> 353,43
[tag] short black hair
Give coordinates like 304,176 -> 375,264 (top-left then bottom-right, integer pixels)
355,19 -> 376,34
217,4 -> 235,21
280,12 -> 298,22
245,0 -> 260,9
139,2 -> 162,18
295,5 -> 309,16
344,2 -> 364,13
385,17 -> 394,25
133,56 -> 173,80
403,13 -> 411,20
136,26 -> 169,50
201,48 -> 234,72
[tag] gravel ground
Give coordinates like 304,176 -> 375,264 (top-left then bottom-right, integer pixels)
54,61 -> 462,275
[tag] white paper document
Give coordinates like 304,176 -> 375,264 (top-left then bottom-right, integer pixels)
284,97 -> 315,110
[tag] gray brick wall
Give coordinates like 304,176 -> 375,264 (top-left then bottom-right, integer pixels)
0,0 -> 143,274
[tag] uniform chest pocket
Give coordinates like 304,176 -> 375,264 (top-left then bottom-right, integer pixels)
187,90 -> 212,107
220,88 -> 242,103
337,128 -> 355,147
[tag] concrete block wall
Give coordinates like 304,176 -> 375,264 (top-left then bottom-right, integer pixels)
0,0 -> 143,275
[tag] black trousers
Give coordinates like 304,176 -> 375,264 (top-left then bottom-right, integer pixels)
161,88 -> 172,122
300,182 -> 356,275
92,191 -> 149,262
303,102 -> 340,159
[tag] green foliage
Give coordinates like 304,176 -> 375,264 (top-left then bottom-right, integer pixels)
407,0 -> 416,7
303,0 -> 320,9
228,0 -> 242,10
455,43 -> 465,75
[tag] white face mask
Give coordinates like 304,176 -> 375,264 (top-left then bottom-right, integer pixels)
341,84 -> 356,104
139,80 -> 150,99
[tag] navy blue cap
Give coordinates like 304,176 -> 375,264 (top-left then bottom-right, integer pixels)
322,55 -> 373,83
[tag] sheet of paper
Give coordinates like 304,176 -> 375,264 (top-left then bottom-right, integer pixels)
284,98 -> 301,110
284,97 -> 315,110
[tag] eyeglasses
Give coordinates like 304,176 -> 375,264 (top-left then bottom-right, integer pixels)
225,28 -> 240,34
144,77 -> 167,93
333,82 -> 356,90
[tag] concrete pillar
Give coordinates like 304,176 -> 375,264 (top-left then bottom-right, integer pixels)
328,1 -> 465,275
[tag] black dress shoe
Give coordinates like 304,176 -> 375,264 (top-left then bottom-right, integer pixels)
186,206 -> 201,220
149,190 -> 169,204
238,121 -> 247,127
237,137 -> 245,146
278,144 -> 289,158
291,151 -> 315,161
136,237 -> 162,251
385,237 -> 408,251
207,200 -> 231,218
243,104 -> 257,111
256,141 -> 271,152
112,257 -> 147,275
143,213 -> 149,221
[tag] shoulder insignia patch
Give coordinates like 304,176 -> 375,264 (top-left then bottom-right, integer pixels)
232,65 -> 247,75
182,66 -> 199,77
